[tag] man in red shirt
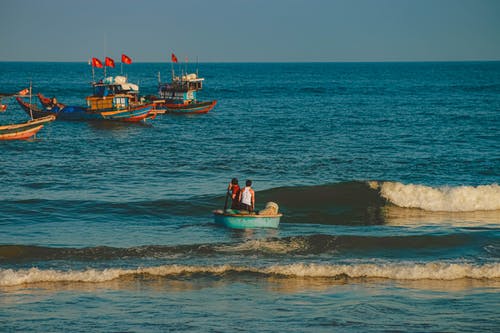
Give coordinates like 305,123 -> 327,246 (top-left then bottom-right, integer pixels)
228,178 -> 241,209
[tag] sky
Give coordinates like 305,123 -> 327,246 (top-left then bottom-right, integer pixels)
0,0 -> 499,62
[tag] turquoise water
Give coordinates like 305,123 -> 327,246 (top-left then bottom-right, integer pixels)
1,62 -> 499,332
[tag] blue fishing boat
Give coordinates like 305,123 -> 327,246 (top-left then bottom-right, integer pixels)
213,202 -> 282,229
17,76 -> 155,122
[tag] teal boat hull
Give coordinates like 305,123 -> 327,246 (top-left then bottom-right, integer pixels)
214,211 -> 282,229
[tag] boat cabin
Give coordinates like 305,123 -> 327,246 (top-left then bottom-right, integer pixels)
87,76 -> 140,110
159,73 -> 204,103
86,94 -> 131,111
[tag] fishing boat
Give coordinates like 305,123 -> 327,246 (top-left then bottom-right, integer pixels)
155,70 -> 217,115
17,77 -> 155,122
213,202 -> 282,229
0,115 -> 55,140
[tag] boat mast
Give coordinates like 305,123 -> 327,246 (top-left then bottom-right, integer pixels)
91,58 -> 95,83
102,33 -> 107,79
171,59 -> 174,81
28,81 -> 33,120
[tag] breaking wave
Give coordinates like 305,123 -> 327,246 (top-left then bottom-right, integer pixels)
1,262 -> 499,286
3,181 -> 498,226
371,181 -> 500,212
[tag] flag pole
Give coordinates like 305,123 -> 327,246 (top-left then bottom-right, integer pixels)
171,56 -> 174,81
91,59 -> 95,83
103,34 -> 107,78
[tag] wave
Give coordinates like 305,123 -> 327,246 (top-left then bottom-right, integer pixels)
213,233 -> 477,255
298,87 -> 329,94
451,83 -> 500,93
3,181 -> 498,225
0,243 -> 215,262
0,233 -> 489,262
371,181 -> 500,212
258,181 -> 385,225
1,262 -> 499,286
259,181 -> 500,224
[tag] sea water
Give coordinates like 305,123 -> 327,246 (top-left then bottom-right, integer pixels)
0,62 -> 499,332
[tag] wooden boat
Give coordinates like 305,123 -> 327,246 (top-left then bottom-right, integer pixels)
0,115 -> 55,140
213,210 -> 282,229
17,77 -> 155,122
155,72 -> 217,115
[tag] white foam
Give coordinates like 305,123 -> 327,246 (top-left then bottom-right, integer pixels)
215,238 -> 306,254
1,262 -> 499,286
373,181 -> 500,212
265,262 -> 500,280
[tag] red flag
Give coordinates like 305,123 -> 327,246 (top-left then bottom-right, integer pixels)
105,57 -> 115,68
18,88 -> 29,95
92,57 -> 103,68
121,54 -> 132,64
171,53 -> 178,63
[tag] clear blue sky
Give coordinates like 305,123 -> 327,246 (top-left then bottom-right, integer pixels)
1,0 -> 499,62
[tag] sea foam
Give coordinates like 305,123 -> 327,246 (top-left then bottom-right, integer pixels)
370,182 -> 500,212
1,262 -> 499,286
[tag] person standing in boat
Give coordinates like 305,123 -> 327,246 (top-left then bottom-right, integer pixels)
239,180 -> 255,212
228,178 -> 241,209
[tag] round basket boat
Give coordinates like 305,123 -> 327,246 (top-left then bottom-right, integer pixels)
213,211 -> 282,229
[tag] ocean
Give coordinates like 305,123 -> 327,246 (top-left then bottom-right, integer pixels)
0,61 -> 499,332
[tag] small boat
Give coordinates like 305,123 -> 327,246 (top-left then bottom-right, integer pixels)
0,115 -> 55,140
17,77 -> 155,122
213,202 -> 282,229
155,71 -> 217,115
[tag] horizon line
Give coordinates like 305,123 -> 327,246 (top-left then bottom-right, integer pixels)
1,59 -> 500,64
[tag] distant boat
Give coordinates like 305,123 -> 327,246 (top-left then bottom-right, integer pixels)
213,202 -> 282,229
17,76 -> 155,122
0,115 -> 55,140
154,72 -> 217,115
